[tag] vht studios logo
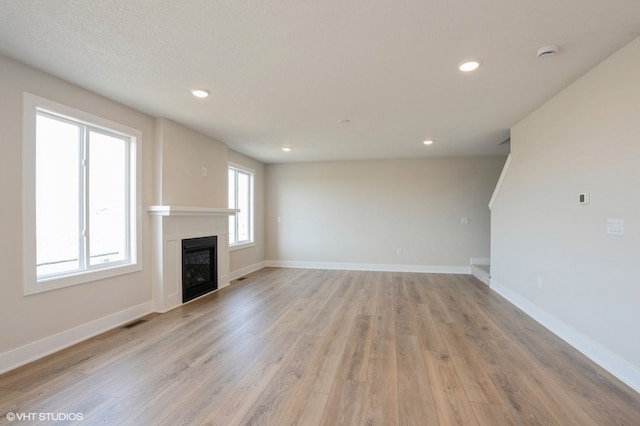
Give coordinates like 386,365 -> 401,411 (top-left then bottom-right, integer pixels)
5,412 -> 84,422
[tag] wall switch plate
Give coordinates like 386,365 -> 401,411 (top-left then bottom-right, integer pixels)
461,217 -> 469,224
579,192 -> 590,204
607,218 -> 624,235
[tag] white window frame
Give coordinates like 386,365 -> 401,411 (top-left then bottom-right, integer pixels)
22,93 -> 142,295
228,162 -> 254,251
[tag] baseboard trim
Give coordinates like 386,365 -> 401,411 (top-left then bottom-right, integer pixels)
470,257 -> 490,265
471,265 -> 490,286
229,261 -> 266,281
0,301 -> 154,375
265,260 -> 470,275
490,278 -> 640,394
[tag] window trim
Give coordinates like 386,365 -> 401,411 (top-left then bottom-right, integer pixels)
228,162 -> 254,249
22,93 -> 142,295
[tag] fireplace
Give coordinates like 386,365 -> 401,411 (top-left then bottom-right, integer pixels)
148,205 -> 236,312
182,236 -> 217,303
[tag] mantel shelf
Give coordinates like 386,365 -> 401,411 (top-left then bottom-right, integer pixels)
147,205 -> 239,217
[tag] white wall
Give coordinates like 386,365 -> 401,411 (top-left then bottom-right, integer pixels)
0,55 -> 155,370
266,157 -> 505,271
491,37 -> 640,390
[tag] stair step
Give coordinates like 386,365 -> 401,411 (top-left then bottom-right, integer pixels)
471,264 -> 490,286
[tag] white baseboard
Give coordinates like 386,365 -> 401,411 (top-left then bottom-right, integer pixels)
265,260 -> 470,275
0,301 -> 154,375
490,278 -> 640,394
229,261 -> 266,281
471,265 -> 490,286
470,257 -> 490,265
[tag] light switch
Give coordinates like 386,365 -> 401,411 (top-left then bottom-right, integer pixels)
579,193 -> 590,204
607,218 -> 624,235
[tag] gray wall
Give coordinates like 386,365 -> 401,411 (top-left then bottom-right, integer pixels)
266,157 -> 505,270
155,117 -> 228,207
0,54 -> 155,359
491,37 -> 640,388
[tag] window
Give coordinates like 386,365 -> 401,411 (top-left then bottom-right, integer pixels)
23,93 -> 141,294
228,163 -> 254,248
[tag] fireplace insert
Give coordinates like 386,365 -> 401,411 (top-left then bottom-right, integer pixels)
182,236 -> 217,303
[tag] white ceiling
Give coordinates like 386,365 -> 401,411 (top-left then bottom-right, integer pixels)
1,1 -> 639,163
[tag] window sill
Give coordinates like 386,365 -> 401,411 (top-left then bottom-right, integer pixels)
25,263 -> 142,296
229,242 -> 255,252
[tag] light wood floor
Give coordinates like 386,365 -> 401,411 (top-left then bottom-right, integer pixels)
1,268 -> 640,425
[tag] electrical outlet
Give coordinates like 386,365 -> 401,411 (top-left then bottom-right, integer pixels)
537,277 -> 543,289
461,217 -> 469,224
396,248 -> 403,255
201,167 -> 208,176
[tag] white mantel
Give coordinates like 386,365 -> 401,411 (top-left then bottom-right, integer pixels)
148,205 -> 238,312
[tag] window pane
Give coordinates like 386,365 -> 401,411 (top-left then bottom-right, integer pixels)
228,169 -> 236,208
229,214 -> 237,245
228,169 -> 237,243
89,131 -> 127,265
36,115 -> 80,276
228,166 -> 253,246
237,172 -> 250,242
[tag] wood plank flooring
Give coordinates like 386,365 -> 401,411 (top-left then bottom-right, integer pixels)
1,268 -> 640,425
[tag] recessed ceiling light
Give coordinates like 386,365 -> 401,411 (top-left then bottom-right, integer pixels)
458,60 -> 481,72
423,139 -> 434,145
282,147 -> 292,152
191,89 -> 210,98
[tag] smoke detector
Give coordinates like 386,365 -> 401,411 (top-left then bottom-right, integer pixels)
537,45 -> 559,58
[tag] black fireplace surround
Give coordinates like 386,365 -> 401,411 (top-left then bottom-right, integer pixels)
182,236 -> 217,303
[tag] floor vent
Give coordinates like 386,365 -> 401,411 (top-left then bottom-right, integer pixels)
122,319 -> 147,329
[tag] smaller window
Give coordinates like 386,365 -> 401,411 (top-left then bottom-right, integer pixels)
228,164 -> 254,248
